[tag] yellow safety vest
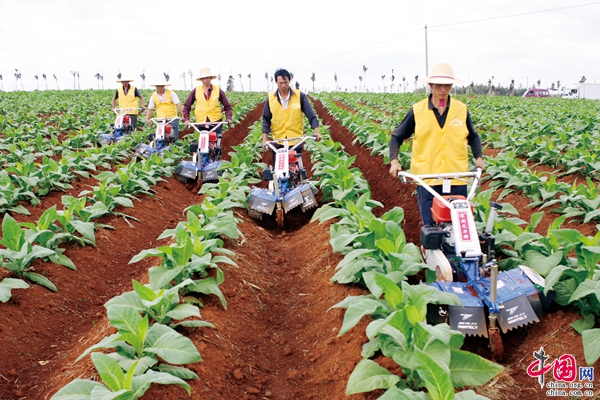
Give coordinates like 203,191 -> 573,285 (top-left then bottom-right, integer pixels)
410,97 -> 469,185
117,85 -> 139,115
152,90 -> 177,118
194,84 -> 222,122
268,90 -> 303,140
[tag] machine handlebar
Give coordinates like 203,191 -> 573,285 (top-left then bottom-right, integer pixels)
186,121 -> 228,133
149,117 -> 179,126
397,168 -> 483,205
262,135 -> 316,152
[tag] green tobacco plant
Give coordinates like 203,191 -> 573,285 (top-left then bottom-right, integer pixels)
76,309 -> 202,368
60,195 -> 112,227
20,205 -> 78,269
105,279 -> 214,329
0,214 -> 57,292
338,272 -> 502,398
0,169 -> 34,215
51,352 -> 192,400
4,154 -> 42,205
176,200 -> 243,242
198,173 -> 250,209
79,181 -> 138,223
312,194 -> 425,284
55,200 -> 97,246
96,162 -> 157,197
312,142 -> 371,204
67,306 -> 201,400
217,145 -> 264,183
36,156 -> 75,196
130,233 -> 235,309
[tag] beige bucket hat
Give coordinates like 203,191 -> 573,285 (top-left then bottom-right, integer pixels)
116,75 -> 133,83
421,63 -> 464,84
196,67 -> 217,80
150,78 -> 171,87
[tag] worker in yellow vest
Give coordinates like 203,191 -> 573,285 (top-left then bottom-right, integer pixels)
111,75 -> 145,129
183,68 -> 233,138
261,68 -> 321,163
388,63 -> 485,225
145,78 -> 184,141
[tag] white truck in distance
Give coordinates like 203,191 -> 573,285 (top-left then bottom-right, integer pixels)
562,83 -> 600,99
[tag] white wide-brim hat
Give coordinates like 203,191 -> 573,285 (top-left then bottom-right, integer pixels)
420,63 -> 464,84
196,67 -> 217,80
150,78 -> 171,87
116,75 -> 133,83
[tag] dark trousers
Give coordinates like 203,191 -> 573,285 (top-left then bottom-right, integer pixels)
128,114 -> 138,130
417,184 -> 467,226
169,119 -> 179,141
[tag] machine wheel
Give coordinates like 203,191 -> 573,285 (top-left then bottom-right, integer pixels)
276,208 -> 284,227
489,329 -> 504,361
435,263 -> 453,282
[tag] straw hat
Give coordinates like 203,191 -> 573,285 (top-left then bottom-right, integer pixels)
420,63 -> 463,84
150,78 -> 171,87
116,75 -> 133,83
196,67 -> 217,80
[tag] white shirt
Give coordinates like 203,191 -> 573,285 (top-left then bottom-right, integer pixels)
148,90 -> 181,109
278,90 -> 291,110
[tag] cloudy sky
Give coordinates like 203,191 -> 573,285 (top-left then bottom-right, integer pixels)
1,0 -> 599,93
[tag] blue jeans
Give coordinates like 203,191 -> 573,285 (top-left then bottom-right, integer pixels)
417,185 -> 467,226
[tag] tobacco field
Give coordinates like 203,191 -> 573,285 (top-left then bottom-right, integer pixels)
0,89 -> 599,399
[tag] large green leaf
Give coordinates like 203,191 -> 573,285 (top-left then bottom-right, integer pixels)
582,328 -> 600,365
1,213 -> 25,251
91,352 -> 125,392
130,370 -> 191,398
374,272 -> 404,310
454,390 -> 491,399
50,379 -> 105,399
156,364 -> 199,380
413,347 -> 454,400
345,359 -> 401,395
107,304 -> 144,335
26,272 -> 57,292
70,220 -> 96,243
105,291 -> 145,313
188,277 -> 227,310
379,387 -> 426,399
0,278 -> 29,302
339,297 -> 384,335
148,264 -> 186,290
524,250 -> 563,276
449,348 -> 504,387
568,278 -> 597,303
144,323 -> 202,364
166,303 -> 201,320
